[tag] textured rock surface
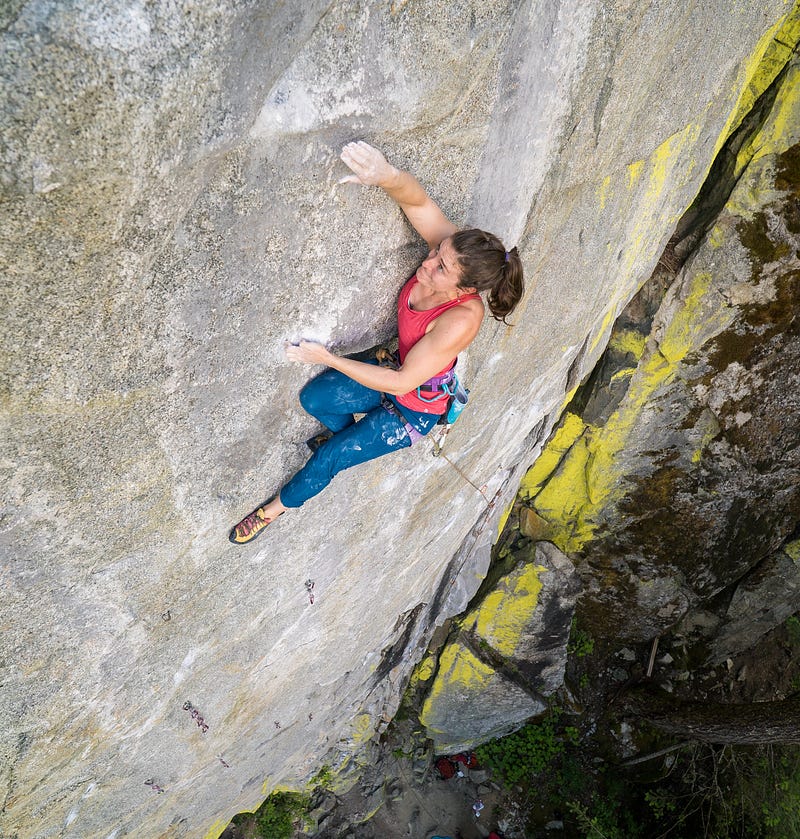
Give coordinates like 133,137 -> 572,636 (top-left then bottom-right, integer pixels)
518,48 -> 800,641
705,539 -> 800,665
420,542 -> 580,751
0,1 -> 795,836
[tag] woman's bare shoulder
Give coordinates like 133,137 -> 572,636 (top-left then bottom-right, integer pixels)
432,298 -> 485,337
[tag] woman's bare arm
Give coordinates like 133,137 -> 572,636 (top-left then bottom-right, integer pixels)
339,141 -> 457,249
286,302 -> 483,396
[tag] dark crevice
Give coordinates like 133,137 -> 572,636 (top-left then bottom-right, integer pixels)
459,629 -> 549,709
560,54 -> 798,432
373,603 -> 425,684
667,54 -> 797,270
566,333 -> 591,394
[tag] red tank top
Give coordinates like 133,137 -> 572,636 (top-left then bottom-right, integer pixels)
395,275 -> 481,414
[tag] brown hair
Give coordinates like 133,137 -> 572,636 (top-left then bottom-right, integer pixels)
450,228 -> 524,322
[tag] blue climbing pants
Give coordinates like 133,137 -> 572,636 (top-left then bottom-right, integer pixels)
279,366 -> 439,508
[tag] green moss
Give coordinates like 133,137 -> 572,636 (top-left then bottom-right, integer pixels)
738,210 -> 792,277
233,791 -> 311,839
309,764 -> 334,789
785,615 -> 800,646
567,617 -> 595,658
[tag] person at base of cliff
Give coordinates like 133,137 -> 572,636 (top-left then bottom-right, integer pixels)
229,141 -> 524,544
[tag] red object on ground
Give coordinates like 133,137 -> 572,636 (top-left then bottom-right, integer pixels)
435,757 -> 457,779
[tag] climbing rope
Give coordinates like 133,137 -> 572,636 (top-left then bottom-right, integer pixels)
436,449 -> 490,502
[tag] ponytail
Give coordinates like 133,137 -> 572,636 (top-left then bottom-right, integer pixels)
451,229 -> 525,322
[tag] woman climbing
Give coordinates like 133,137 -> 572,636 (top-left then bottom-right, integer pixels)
229,141 -> 524,544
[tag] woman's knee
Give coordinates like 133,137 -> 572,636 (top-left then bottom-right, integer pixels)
298,380 -> 318,413
299,370 -> 337,413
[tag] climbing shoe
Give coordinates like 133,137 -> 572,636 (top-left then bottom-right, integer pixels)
229,502 -> 280,545
306,432 -> 332,453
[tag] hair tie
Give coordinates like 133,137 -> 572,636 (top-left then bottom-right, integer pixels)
504,251 -> 510,262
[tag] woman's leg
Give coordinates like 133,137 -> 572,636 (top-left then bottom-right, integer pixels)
232,364 -> 437,540
279,405 -> 410,508
232,368 -> 387,537
299,367 -> 383,432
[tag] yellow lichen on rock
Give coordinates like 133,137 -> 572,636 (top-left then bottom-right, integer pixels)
529,431 -> 595,553
645,124 -> 702,207
589,302 -> 620,354
609,368 -> 635,384
607,328 -> 647,360
202,819 -> 231,839
524,76 -> 799,551
658,272 -> 729,363
522,256 -> 746,554
690,409 -> 722,464
736,63 -> 800,178
718,2 -> 800,164
518,412 -> 586,500
412,652 -> 438,684
597,174 -> 612,209
496,499 -> 515,537
350,713 -> 375,745
472,564 -> 547,657
419,644 -> 495,734
785,539 -> 800,563
627,159 -> 645,189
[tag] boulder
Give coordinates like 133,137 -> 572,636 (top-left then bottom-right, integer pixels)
420,542 -> 580,751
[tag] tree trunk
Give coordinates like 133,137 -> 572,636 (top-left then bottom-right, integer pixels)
627,690 -> 800,745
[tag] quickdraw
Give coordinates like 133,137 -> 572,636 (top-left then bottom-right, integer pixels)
183,700 -> 209,733
144,779 -> 165,794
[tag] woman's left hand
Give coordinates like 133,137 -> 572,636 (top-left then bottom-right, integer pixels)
285,340 -> 334,365
339,141 -> 396,187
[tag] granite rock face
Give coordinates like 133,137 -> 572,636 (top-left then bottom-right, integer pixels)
518,49 -> 800,642
1,1 -> 795,836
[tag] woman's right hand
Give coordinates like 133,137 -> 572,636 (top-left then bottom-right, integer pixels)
339,141 -> 398,187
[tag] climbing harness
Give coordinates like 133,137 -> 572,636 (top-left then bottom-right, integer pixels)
381,395 -> 423,444
376,347 -> 469,453
415,367 -> 456,404
375,344 -> 490,498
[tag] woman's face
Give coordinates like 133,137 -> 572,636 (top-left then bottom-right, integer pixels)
417,237 -> 464,296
